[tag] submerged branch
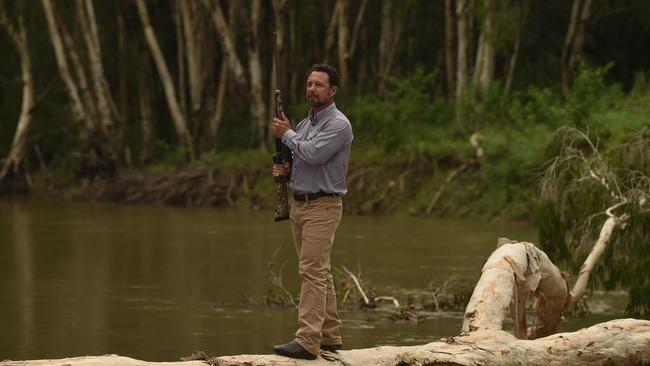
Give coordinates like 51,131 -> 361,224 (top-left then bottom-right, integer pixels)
342,265 -> 370,306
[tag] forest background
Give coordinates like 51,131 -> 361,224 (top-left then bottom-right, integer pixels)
0,0 -> 649,315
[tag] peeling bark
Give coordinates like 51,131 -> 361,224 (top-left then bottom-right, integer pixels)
3,319 -> 649,365
5,236 -> 648,365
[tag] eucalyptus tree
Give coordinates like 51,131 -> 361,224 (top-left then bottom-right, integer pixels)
41,0 -> 120,178
0,0 -> 34,193
561,0 -> 593,96
135,0 -> 195,161
203,0 -> 271,152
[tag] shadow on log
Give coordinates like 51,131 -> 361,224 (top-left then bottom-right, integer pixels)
3,240 -> 649,366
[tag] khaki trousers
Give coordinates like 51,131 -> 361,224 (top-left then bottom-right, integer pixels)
290,195 -> 343,355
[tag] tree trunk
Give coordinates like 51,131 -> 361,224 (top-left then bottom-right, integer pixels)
461,240 -> 569,338
205,0 -> 247,93
245,0 -> 268,152
323,0 -> 341,62
347,0 -> 368,61
138,72 -> 153,165
205,59 -> 228,149
116,3 -> 128,145
57,14 -> 97,125
505,0 -> 529,95
561,0 -> 593,96
473,0 -> 495,93
180,0 -> 206,119
172,0 -> 187,117
270,0 -> 287,148
135,0 -> 195,161
378,0 -> 403,92
0,6 -> 34,194
455,0 -> 469,100
43,0 -> 119,178
76,0 -> 113,133
41,0 -> 92,131
444,0 -> 456,100
337,0 -> 349,87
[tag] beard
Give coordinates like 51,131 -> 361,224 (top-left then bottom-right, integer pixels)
308,94 -> 327,109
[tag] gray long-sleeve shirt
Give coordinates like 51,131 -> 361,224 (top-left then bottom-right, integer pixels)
281,103 -> 353,195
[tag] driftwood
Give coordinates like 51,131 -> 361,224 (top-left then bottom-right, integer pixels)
3,319 -> 649,366
4,239 -> 649,366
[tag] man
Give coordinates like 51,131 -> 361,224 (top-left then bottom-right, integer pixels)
271,64 -> 353,360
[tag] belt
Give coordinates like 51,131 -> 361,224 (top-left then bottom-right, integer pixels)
293,191 -> 339,202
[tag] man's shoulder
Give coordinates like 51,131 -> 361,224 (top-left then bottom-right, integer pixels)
327,107 -> 351,128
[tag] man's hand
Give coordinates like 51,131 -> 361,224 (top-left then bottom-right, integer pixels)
272,162 -> 291,177
272,112 -> 291,138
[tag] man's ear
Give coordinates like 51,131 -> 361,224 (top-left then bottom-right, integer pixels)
329,86 -> 337,97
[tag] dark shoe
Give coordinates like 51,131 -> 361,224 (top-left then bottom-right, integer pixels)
320,344 -> 342,352
272,340 -> 317,360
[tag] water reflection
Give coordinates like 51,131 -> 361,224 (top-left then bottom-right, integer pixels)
0,200 -> 625,361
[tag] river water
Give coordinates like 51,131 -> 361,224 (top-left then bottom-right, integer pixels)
0,200 -> 627,361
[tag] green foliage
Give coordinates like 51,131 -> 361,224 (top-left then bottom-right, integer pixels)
142,141 -> 188,174
536,127 -> 650,317
345,68 -> 457,156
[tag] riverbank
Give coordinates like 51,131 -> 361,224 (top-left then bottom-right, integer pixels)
29,148 -> 532,222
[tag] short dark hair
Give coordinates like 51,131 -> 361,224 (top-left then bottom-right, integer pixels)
309,63 -> 339,87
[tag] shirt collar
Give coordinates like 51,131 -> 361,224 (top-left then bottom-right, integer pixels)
309,102 -> 336,126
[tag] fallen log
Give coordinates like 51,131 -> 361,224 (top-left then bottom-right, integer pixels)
5,239 -> 648,366
2,319 -> 649,365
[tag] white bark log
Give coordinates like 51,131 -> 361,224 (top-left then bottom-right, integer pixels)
461,240 -> 571,339
4,319 -> 649,366
570,215 -> 618,310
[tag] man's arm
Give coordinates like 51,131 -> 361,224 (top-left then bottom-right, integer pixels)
281,119 -> 352,165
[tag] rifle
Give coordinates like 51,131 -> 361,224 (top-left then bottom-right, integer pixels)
273,31 -> 291,222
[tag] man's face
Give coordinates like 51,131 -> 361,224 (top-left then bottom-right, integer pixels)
306,71 -> 336,109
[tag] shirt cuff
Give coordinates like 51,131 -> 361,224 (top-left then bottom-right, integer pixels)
282,129 -> 298,149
